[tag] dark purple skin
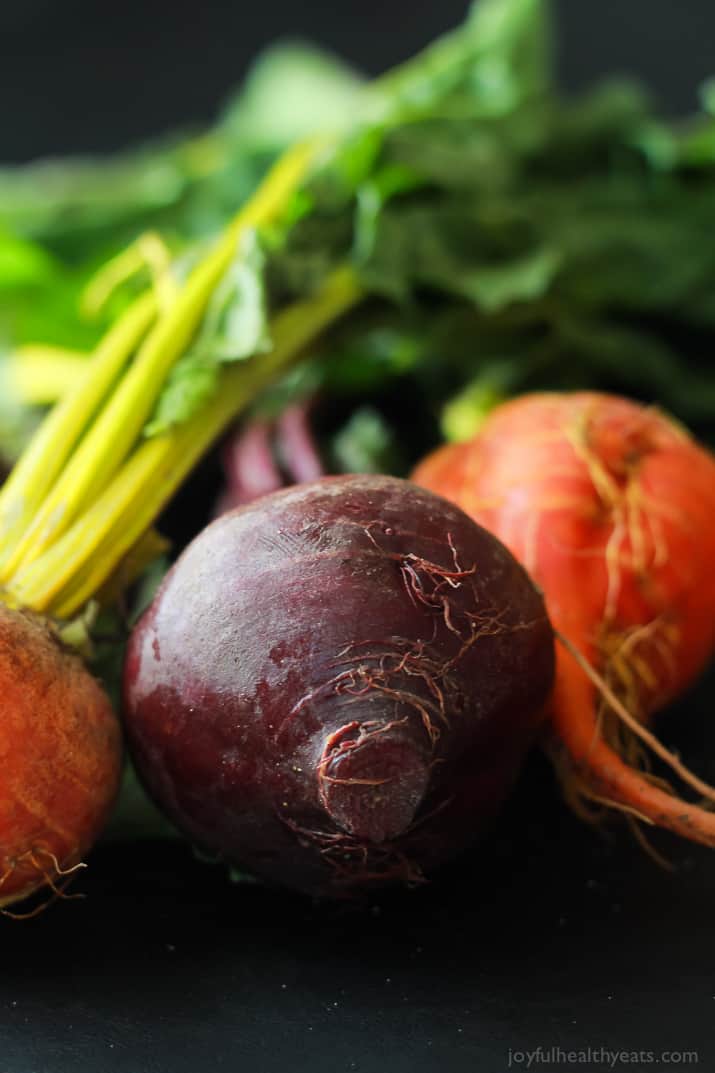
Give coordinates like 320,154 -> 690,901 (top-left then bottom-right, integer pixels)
123,475 -> 554,898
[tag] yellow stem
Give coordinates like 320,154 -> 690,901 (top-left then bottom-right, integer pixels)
7,345 -> 87,405
80,232 -> 175,319
7,139 -> 324,578
6,266 -> 362,616
0,292 -> 156,579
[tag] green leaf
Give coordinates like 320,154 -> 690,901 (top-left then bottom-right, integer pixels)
320,321 -> 424,393
0,231 -> 56,289
145,231 -> 270,436
462,0 -> 551,111
143,352 -> 220,437
373,0 -> 551,123
202,233 -> 270,364
221,43 -> 366,149
330,406 -> 405,474
699,77 -> 715,116
6,0 -> 715,468
360,195 -> 560,311
441,373 -> 508,441
456,245 -> 560,310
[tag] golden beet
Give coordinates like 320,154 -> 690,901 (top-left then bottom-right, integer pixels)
0,606 -> 122,910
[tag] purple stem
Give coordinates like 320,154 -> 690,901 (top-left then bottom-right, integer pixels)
276,403 -> 325,484
221,419 -> 284,509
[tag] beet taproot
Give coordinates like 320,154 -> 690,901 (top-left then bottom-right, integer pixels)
0,606 -> 121,911
123,475 -> 554,897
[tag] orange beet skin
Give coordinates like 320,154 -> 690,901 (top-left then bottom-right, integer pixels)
0,606 -> 122,909
414,392 -> 715,847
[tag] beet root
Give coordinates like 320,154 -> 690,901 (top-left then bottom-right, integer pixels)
123,475 -> 554,898
0,606 -> 122,910
413,392 -> 715,847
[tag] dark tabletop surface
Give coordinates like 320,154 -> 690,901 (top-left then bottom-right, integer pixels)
2,4 -> 715,1071
3,667 -> 714,1073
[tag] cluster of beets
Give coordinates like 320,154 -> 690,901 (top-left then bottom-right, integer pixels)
3,391 -> 715,909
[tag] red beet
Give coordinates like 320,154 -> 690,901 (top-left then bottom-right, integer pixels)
123,475 -> 554,897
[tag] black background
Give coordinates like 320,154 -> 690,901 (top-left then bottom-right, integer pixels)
3,4 -> 715,1072
3,0 -> 715,162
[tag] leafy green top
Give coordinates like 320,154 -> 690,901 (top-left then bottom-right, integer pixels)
4,0 -> 715,459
